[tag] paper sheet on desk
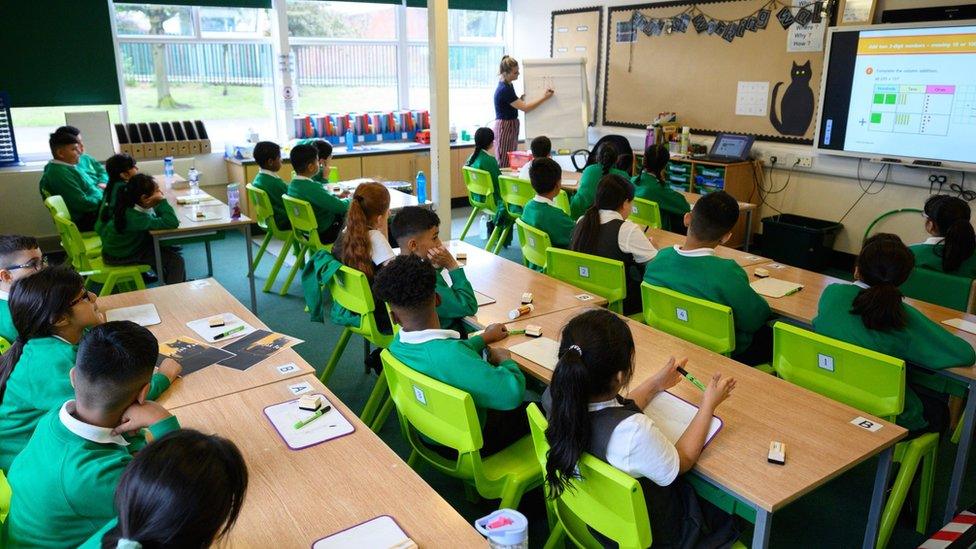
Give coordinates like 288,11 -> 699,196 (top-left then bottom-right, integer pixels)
186,313 -> 256,343
644,391 -> 723,447
313,516 -> 413,549
264,393 -> 354,450
943,318 -> 976,335
510,337 -> 560,370
750,277 -> 803,298
105,304 -> 160,326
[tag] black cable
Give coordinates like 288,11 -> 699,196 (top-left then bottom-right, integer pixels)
950,182 -> 976,202
838,160 -> 888,225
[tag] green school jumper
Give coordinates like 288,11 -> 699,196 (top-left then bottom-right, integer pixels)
0,293 -> 14,343
813,282 -> 976,431
252,170 -> 291,230
521,196 -> 575,250
644,246 -> 771,355
94,178 -> 126,235
466,150 -> 512,235
909,241 -> 976,279
38,161 -> 103,225
571,165 -> 630,219
98,201 -> 180,258
2,405 -> 180,548
0,336 -> 171,473
287,175 -> 350,232
389,330 -> 525,425
77,154 -> 109,186
631,172 -> 691,231
78,519 -> 117,549
436,267 -> 479,333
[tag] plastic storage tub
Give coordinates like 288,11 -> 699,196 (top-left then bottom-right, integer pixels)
761,214 -> 842,271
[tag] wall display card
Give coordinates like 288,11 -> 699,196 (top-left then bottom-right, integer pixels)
787,1 -> 827,52
736,81 -> 770,116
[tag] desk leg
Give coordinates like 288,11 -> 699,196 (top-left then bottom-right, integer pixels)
243,225 -> 257,314
751,509 -> 771,549
744,210 -> 754,252
863,446 -> 894,549
153,236 -> 165,286
945,381 -> 976,523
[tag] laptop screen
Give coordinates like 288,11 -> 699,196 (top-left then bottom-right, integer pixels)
710,134 -> 754,159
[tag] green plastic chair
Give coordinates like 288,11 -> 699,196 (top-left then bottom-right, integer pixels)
772,322 -> 938,549
319,265 -> 394,431
328,165 -> 340,184
900,268 -> 972,312
554,190 -> 572,217
380,349 -> 542,509
279,195 -> 331,296
53,214 -> 148,297
498,175 -> 535,221
0,336 -> 9,355
515,218 -> 552,270
546,248 -> 626,313
629,198 -> 663,231
459,166 -> 504,253
641,283 -> 735,356
527,403 -> 652,549
0,469 -> 10,524
246,184 -> 298,294
44,195 -> 101,259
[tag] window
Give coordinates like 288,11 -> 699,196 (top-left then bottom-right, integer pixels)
9,106 -> 122,158
115,3 -> 276,147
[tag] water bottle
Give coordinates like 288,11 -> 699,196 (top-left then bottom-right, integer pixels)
345,129 -> 355,152
479,213 -> 489,239
188,166 -> 200,195
415,170 -> 427,204
227,183 -> 241,219
475,509 -> 528,549
163,156 -> 174,184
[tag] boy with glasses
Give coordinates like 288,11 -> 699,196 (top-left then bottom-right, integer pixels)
0,235 -> 45,342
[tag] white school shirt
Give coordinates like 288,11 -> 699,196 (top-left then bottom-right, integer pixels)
518,159 -> 534,180
919,236 -> 944,245
589,398 -> 680,487
579,210 -> 657,264
368,229 -> 396,266
59,400 -> 129,447
397,328 -> 461,344
673,245 -> 716,258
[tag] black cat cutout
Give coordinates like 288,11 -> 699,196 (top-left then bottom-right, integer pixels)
770,61 -> 815,136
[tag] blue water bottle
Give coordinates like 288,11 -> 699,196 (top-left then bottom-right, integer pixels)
416,170 -> 427,204
163,156 -> 174,183
345,129 -> 355,152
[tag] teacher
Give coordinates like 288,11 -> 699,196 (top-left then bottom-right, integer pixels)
493,55 -> 554,168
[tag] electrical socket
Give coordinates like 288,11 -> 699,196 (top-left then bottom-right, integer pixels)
796,156 -> 813,168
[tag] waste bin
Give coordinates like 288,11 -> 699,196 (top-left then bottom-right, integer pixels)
761,214 -> 842,272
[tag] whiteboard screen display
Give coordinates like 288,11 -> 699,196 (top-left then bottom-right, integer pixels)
523,58 -> 590,150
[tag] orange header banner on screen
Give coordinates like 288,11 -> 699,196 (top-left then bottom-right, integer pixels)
858,33 -> 976,55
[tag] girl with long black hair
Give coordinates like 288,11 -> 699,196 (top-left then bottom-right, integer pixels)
910,194 -> 976,277
570,143 -> 631,218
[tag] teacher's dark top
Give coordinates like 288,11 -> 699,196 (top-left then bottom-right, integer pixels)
494,81 -> 519,120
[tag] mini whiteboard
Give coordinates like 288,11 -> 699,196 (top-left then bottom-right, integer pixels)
644,391 -> 723,447
65,111 -> 116,161
313,516 -> 412,549
105,304 -> 160,326
263,393 -> 355,450
186,313 -> 256,343
509,337 -> 560,370
523,58 -> 590,150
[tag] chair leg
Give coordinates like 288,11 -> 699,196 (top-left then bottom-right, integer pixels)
263,234 -> 294,293
463,482 -> 481,503
459,208 -> 479,241
318,328 -> 352,385
542,522 -> 567,549
360,370 -> 388,427
279,243 -> 308,296
99,273 -> 118,297
252,233 -> 272,271
132,271 -> 147,291
916,443 -> 938,534
369,396 -> 395,433
484,225 -> 502,253
497,481 -> 526,510
491,225 -> 512,255
877,444 -> 926,549
407,450 -> 420,470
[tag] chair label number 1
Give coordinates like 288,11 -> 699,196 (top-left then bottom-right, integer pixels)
817,354 -> 834,372
675,308 -> 689,322
413,385 -> 427,405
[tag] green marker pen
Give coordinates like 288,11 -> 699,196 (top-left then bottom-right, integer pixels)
214,324 -> 246,340
676,366 -> 706,392
294,405 -> 331,429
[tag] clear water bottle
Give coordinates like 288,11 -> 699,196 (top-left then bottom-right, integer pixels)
188,166 -> 200,195
475,509 -> 528,549
415,170 -> 427,204
345,129 -> 355,152
479,213 -> 489,239
227,183 -> 241,219
163,156 -> 174,184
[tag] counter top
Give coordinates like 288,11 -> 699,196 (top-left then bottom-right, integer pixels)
225,139 -> 479,165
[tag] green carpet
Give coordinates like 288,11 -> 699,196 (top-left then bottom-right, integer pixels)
174,211 -> 971,548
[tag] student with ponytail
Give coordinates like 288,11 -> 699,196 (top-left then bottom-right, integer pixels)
571,143 -> 631,219
79,430 -> 248,549
466,127 -> 513,248
96,154 -> 139,234
571,174 -> 657,315
814,234 -> 975,434
100,173 -> 184,284
632,144 -> 690,232
543,309 -> 737,548
910,194 -> 976,277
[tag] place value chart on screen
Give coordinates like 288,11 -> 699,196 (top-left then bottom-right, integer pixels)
818,25 -> 976,167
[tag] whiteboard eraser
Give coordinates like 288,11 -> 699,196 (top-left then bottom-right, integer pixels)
455,251 -> 466,261
754,267 -> 770,278
768,441 -> 786,465
208,315 -> 226,328
298,394 -> 322,411
521,292 -> 533,304
525,324 -> 543,337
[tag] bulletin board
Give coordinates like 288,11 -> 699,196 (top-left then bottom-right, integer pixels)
551,7 -> 603,125
603,0 -> 830,144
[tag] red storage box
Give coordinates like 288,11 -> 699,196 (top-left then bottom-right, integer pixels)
507,151 -> 532,170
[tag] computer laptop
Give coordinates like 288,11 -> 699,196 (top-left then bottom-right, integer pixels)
704,133 -> 755,164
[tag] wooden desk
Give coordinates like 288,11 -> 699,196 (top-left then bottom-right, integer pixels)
97,280 -> 315,410
152,184 -> 258,312
173,375 -> 484,547
740,261 -> 976,522
445,240 -> 607,328
337,179 -> 432,213
500,307 -> 905,549
647,229 -> 770,268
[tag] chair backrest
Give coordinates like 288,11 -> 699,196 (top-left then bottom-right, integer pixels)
245,184 -> 278,233
44,195 -> 70,220
461,166 -> 497,211
328,265 -> 389,344
52,214 -> 94,272
900,268 -> 972,313
629,198 -> 662,230
586,135 -> 635,176
526,404 -> 652,549
547,248 -> 626,312
554,190 -> 572,217
515,218 -> 551,270
772,322 -> 905,420
641,283 -> 735,355
498,175 -> 534,219
0,468 -> 10,524
281,194 -> 324,249
0,336 -> 10,355
381,350 -> 483,454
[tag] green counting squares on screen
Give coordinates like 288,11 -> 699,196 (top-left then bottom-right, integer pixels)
871,112 -> 882,124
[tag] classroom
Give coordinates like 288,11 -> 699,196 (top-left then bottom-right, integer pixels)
3,0 -> 976,547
